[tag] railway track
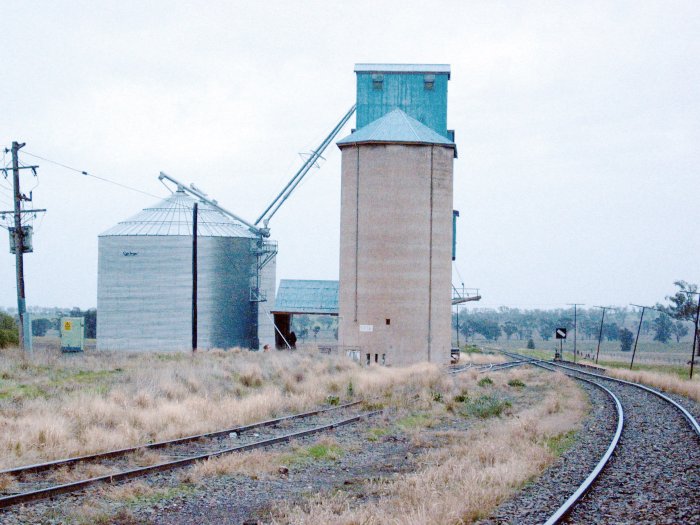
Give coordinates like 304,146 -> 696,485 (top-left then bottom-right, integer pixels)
500,351 -> 700,524
448,359 -> 527,374
0,401 -> 379,510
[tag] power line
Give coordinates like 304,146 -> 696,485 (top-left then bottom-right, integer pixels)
566,303 -> 585,363
20,150 -> 163,200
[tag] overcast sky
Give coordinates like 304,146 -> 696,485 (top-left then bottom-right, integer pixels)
2,1 -> 699,311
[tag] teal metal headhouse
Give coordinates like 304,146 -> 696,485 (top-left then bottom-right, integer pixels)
354,63 -> 453,142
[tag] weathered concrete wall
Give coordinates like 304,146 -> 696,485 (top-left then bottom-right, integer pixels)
338,143 -> 454,366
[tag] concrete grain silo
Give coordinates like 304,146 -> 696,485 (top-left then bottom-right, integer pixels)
97,190 -> 276,351
336,64 -> 455,367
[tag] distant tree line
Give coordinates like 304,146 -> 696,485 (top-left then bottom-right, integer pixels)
291,314 -> 338,341
453,281 -> 697,351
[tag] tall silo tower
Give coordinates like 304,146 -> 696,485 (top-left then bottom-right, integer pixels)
337,64 -> 455,367
97,190 -> 276,351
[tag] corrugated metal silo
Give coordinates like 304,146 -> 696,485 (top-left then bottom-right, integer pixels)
97,190 -> 276,351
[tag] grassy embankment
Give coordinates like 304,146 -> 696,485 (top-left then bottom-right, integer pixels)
84,365 -> 585,525
273,366 -> 587,524
0,346 -> 589,524
0,346 -> 407,470
503,345 -> 700,403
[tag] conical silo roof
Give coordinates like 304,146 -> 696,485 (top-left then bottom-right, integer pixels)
337,108 -> 455,148
99,190 -> 256,238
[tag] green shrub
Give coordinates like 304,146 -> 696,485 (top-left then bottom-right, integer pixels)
461,395 -> 511,419
527,339 -> 535,349
507,379 -> 526,388
366,427 -> 389,442
546,430 -> 577,456
0,313 -> 19,349
326,395 -> 340,406
453,390 -> 468,403
477,376 -> 493,387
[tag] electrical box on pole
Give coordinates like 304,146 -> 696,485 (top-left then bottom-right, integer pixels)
8,226 -> 33,253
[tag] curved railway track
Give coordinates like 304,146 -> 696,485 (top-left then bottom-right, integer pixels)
0,401 -> 379,510
501,351 -> 700,524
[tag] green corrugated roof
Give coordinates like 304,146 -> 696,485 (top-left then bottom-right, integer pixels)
337,108 -> 455,147
272,279 -> 339,315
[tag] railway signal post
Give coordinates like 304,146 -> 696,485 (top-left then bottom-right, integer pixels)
555,327 -> 567,360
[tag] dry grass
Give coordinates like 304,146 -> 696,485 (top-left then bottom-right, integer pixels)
603,367 -> 700,403
180,448 -> 285,483
0,473 -> 18,492
459,353 -> 508,365
0,346 -> 448,470
48,463 -> 114,484
273,369 -> 588,525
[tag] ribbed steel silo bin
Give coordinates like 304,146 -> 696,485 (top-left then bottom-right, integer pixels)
97,190 -> 275,351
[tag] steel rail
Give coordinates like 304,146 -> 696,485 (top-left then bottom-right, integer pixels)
477,361 -> 528,373
448,361 -> 525,374
465,351 -> 625,524
0,410 -> 380,509
0,401 -> 363,477
547,360 -> 700,437
529,361 -> 625,525
503,351 -> 700,522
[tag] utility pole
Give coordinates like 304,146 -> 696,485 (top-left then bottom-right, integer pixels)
2,142 -> 41,354
567,303 -> 584,363
192,202 -> 198,352
629,305 -> 648,371
11,142 -> 26,351
629,304 -> 665,370
680,291 -> 700,380
593,306 -> 610,364
691,294 -> 700,380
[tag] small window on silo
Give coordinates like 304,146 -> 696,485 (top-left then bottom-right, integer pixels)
374,353 -> 379,363
372,73 -> 384,90
424,74 -> 435,90
385,318 -> 390,325
381,354 -> 386,365
366,353 -> 371,365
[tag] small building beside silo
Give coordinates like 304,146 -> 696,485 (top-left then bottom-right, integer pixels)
97,190 -> 276,351
336,64 -> 456,367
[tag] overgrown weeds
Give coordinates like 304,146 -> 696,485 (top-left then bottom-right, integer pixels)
478,376 -> 494,387
0,347 -> 448,469
546,430 -> 577,456
604,367 -> 700,402
273,369 -> 589,525
460,395 -> 512,419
